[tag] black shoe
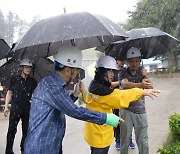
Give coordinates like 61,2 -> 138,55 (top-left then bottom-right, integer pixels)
115,141 -> 120,150
129,140 -> 135,149
5,150 -> 14,154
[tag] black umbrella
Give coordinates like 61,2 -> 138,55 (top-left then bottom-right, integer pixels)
0,57 -> 54,87
0,57 -> 85,87
7,12 -> 128,59
0,35 -> 10,60
99,27 -> 180,59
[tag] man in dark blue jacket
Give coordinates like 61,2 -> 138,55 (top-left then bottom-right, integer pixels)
24,46 -> 120,154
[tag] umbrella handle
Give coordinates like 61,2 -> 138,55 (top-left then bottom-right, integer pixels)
78,72 -> 93,104
81,90 -> 93,104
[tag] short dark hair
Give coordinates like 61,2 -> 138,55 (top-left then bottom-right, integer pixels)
115,56 -> 124,61
94,67 -> 112,87
54,61 -> 67,71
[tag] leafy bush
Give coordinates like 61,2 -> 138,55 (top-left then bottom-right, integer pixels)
157,113 -> 180,154
169,113 -> 180,140
157,141 -> 180,154
167,66 -> 176,73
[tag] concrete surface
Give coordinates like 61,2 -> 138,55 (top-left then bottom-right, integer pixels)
0,77 -> 180,154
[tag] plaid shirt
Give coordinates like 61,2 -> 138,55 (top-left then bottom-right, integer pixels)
24,72 -> 106,154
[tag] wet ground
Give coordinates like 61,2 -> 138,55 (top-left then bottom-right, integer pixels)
0,77 -> 180,154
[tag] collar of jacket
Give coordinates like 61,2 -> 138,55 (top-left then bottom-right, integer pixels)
88,79 -> 113,96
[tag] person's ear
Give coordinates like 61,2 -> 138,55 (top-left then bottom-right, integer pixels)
20,66 -> 23,71
65,67 -> 72,73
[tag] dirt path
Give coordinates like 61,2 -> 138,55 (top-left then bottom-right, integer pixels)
0,77 -> 180,154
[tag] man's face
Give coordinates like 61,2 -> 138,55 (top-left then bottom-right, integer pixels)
127,57 -> 141,71
22,65 -> 32,75
104,69 -> 115,83
70,68 -> 79,82
116,60 -> 124,69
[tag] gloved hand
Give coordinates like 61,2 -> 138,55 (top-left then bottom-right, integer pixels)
105,113 -> 124,127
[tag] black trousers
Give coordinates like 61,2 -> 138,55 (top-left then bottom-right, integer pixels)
59,144 -> 62,154
113,109 -> 120,142
90,146 -> 110,154
5,105 -> 30,154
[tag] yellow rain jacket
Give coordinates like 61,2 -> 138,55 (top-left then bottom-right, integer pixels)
84,87 -> 143,148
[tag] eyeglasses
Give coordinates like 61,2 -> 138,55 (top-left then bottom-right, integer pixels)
73,68 -> 80,72
107,69 -> 115,73
23,66 -> 32,69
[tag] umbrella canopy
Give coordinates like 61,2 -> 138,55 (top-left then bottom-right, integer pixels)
0,35 -> 10,60
0,57 -> 85,87
7,12 -> 128,59
0,57 -> 54,87
99,27 -> 180,59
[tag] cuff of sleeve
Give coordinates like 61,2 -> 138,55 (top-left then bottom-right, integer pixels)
70,93 -> 78,102
100,113 -> 107,124
134,88 -> 143,97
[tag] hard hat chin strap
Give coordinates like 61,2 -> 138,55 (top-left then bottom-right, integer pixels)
104,72 -> 110,83
67,68 -> 74,85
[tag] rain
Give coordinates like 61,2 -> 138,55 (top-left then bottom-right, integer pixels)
0,0 -> 180,154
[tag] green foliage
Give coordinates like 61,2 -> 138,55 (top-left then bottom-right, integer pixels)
157,141 -> 180,154
157,113 -> 180,154
0,9 -> 41,45
169,113 -> 180,139
121,0 -> 180,70
167,66 -> 176,73
123,0 -> 180,38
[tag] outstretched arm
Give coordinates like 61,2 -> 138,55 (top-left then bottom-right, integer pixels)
142,89 -> 160,99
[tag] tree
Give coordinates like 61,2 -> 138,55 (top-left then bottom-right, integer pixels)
6,11 -> 30,45
28,15 -> 41,28
8,14 -> 41,44
0,10 -> 41,48
121,0 -> 180,71
18,15 -> 42,41
0,10 -> 8,42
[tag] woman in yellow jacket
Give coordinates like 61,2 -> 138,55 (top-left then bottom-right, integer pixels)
83,55 -> 159,154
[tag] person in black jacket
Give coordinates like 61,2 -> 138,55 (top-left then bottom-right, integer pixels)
4,58 -> 37,154
111,57 -> 135,150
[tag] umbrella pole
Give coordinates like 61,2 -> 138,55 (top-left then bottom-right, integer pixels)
78,72 -> 93,104
141,59 -> 144,67
78,72 -> 86,103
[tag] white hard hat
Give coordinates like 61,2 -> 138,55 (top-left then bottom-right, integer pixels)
20,58 -> 33,67
54,46 -> 83,69
96,55 -> 119,70
127,47 -> 141,59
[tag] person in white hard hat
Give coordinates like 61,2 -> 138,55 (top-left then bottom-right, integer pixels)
111,56 -> 149,150
4,58 -> 37,154
83,55 -> 160,154
24,46 -> 123,154
119,47 -> 153,154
